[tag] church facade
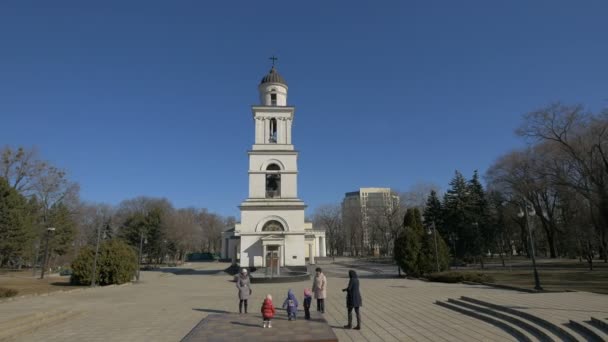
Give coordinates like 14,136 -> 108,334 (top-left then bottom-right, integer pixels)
221,65 -> 326,269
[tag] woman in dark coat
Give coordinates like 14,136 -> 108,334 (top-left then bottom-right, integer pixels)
342,270 -> 362,330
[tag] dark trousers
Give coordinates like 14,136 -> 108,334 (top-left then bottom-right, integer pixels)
347,306 -> 361,327
239,299 -> 248,313
316,299 -> 325,313
304,303 -> 311,319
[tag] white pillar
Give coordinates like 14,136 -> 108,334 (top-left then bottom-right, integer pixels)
280,118 -> 287,144
277,246 -> 281,275
286,118 -> 292,144
320,237 -> 326,257
309,244 -> 315,265
262,244 -> 266,267
255,118 -> 263,144
264,118 -> 269,143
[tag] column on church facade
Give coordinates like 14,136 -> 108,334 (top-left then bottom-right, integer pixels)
309,243 -> 315,265
280,118 -> 287,144
320,237 -> 326,257
278,246 -> 282,275
264,118 -> 269,143
255,118 -> 262,144
262,244 -> 266,267
286,118 -> 292,144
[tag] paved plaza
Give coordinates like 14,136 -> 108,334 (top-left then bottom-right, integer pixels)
1,261 -> 607,341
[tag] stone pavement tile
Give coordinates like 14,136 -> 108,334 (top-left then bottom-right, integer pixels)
2,261 -> 595,342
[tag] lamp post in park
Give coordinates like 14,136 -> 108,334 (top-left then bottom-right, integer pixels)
136,230 -> 147,282
517,202 -> 543,291
40,227 -> 56,279
427,222 -> 440,273
91,220 -> 104,287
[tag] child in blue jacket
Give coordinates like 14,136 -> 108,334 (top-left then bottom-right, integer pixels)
282,289 -> 299,321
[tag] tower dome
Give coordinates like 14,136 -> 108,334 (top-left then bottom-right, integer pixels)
260,66 -> 287,86
258,66 -> 288,106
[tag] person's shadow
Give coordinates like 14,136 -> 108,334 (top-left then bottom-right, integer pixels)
230,321 -> 260,328
192,308 -> 231,314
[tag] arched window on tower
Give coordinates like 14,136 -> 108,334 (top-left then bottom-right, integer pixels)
266,163 -> 281,198
271,93 -> 277,106
269,118 -> 277,143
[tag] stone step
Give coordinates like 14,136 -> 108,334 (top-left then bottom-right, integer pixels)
460,296 -> 581,342
0,310 -> 80,341
435,300 -> 533,342
566,320 -> 607,342
446,298 -> 556,342
589,317 -> 608,334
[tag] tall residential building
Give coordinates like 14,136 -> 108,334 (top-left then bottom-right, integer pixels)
342,188 -> 400,254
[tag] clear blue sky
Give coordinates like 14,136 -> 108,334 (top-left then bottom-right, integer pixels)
1,1 -> 607,217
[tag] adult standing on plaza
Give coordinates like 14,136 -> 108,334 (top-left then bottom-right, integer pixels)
236,268 -> 252,314
312,267 -> 327,313
342,270 -> 362,330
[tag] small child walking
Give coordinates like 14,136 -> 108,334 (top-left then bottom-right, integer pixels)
261,294 -> 275,328
303,288 -> 312,320
282,289 -> 299,321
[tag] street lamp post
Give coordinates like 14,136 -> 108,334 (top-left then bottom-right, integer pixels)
40,227 -> 56,279
136,230 -> 146,282
91,222 -> 103,287
518,202 -> 543,291
428,222 -> 440,273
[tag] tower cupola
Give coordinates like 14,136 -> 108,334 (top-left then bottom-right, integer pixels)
258,66 -> 288,106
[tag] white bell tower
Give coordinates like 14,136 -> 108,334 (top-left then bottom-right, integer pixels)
234,61 -> 309,268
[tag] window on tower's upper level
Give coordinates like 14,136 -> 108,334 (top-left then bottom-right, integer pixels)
269,118 -> 277,143
266,163 -> 281,198
270,93 -> 277,106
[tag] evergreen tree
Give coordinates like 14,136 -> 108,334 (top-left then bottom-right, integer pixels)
120,207 -> 166,263
0,177 -> 34,267
423,190 -> 444,236
47,202 -> 76,257
394,208 -> 424,277
467,170 -> 492,267
442,170 -> 470,259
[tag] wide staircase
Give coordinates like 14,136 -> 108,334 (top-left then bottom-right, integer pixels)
436,296 -> 608,342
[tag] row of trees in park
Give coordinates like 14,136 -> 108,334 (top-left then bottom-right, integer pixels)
0,146 -> 233,272
314,103 -> 608,273
486,103 -> 608,268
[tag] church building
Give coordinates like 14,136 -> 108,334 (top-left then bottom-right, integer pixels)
221,64 -> 326,270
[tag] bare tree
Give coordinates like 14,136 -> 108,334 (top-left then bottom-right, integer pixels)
401,183 -> 441,211
312,204 -> 342,256
517,103 -> 608,261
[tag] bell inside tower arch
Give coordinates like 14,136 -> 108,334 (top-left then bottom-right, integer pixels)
269,118 -> 277,143
265,163 -> 281,198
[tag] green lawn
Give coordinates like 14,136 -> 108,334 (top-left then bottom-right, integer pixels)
461,260 -> 608,294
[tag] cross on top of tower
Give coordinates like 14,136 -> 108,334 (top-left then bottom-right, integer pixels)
269,55 -> 278,66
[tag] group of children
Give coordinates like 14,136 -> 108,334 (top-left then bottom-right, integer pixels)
260,288 -> 313,328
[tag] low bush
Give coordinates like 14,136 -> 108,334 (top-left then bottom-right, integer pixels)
426,271 -> 494,284
71,239 -> 138,286
0,287 -> 18,298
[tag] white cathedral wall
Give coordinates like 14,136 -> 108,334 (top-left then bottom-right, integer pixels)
284,234 -> 306,266
239,209 -> 306,233
239,235 -> 262,268
249,154 -> 298,171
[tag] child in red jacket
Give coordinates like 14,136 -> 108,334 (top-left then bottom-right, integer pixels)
261,294 -> 275,328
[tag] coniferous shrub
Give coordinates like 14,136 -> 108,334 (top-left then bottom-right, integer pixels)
70,239 -> 137,286
0,287 -> 18,298
426,271 -> 494,284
